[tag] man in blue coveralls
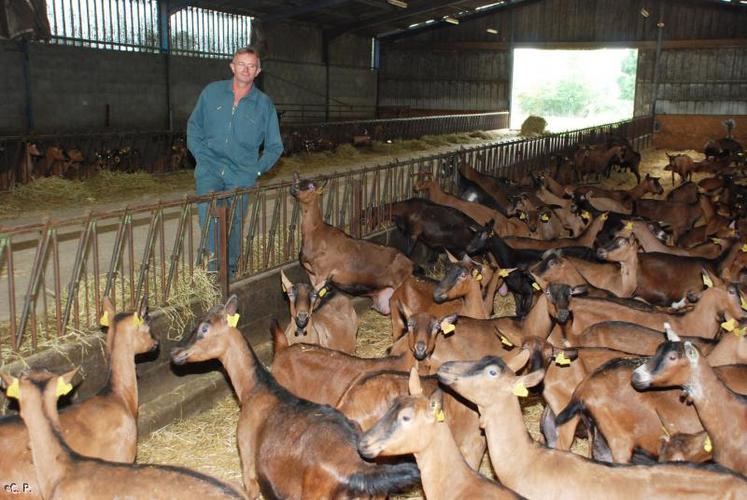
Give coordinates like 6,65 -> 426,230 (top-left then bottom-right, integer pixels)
187,46 -> 283,277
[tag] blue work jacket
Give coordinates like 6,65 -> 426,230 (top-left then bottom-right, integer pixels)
187,80 -> 284,186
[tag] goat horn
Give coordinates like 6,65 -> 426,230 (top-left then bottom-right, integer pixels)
663,322 -> 681,342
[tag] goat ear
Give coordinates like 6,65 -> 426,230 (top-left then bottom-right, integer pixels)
516,369 -> 544,390
445,250 -> 459,263
438,314 -> 458,335
684,342 -> 699,362
570,285 -> 588,296
224,295 -> 239,316
138,294 -> 149,320
408,367 -> 422,396
428,389 -> 444,420
663,322 -> 681,342
280,270 -> 293,294
506,349 -> 531,374
0,373 -> 16,392
399,302 -> 414,322
292,172 -> 300,185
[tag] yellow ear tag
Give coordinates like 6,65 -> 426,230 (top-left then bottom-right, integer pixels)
711,237 -> 722,245
519,212 -> 527,221
440,320 -> 456,334
5,378 -> 20,400
226,313 -> 240,328
435,408 -> 446,423
318,287 -> 327,298
624,221 -> 634,232
540,213 -> 550,222
56,377 -> 73,397
500,335 -> 513,347
581,210 -> 591,221
733,326 -> 747,337
512,382 -> 529,398
132,313 -> 143,327
498,268 -> 510,278
555,352 -> 572,366
741,244 -> 747,253
721,318 -> 737,332
601,213 -> 609,221
99,311 -> 110,327
702,273 -> 713,288
740,294 -> 747,312
704,435 -> 713,453
470,269 -> 483,281
532,282 -> 541,291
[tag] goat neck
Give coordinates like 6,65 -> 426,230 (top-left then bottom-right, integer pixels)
108,318 -> 143,417
219,328 -> 260,403
299,192 -> 324,233
15,376 -> 73,499
706,330 -> 747,365
461,278 -> 488,319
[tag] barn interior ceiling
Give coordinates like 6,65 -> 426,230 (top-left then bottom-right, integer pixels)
167,0 -> 747,39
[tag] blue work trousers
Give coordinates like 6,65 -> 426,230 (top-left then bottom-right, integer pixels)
196,171 -> 252,278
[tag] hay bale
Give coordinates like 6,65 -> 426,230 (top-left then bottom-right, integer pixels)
520,116 -> 547,136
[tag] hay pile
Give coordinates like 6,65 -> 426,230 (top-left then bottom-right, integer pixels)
0,170 -> 194,220
520,116 -> 548,136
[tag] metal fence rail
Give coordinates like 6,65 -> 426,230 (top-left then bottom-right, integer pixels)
0,112 -> 508,188
0,115 -> 653,355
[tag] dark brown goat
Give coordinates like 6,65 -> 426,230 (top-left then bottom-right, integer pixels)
336,369 -> 485,469
503,212 -> 607,251
658,430 -> 712,464
292,173 -> 413,315
633,197 -> 703,242
280,271 -> 357,353
0,297 -> 158,499
632,334 -> 747,474
0,369 -> 247,499
573,145 -> 624,180
171,296 -> 420,498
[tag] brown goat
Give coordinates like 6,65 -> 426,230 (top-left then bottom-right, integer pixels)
572,174 -> 664,213
556,357 -> 747,462
546,283 -> 746,340
618,220 -> 726,260
280,271 -> 357,353
503,212 -> 607,251
336,369 -> 485,469
437,352 -> 747,498
358,368 -> 519,500
292,173 -> 413,315
664,154 -> 696,186
458,162 -> 512,209
632,334 -> 747,474
658,430 -> 712,464
170,296 -> 420,498
389,254 -> 493,341
272,316 -> 418,406
633,197 -> 703,242
0,297 -> 158,499
574,145 -> 624,181
0,369 -> 247,499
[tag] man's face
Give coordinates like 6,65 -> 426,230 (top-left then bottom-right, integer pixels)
230,52 -> 261,86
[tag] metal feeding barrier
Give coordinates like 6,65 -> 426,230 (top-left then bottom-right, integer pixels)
0,115 -> 653,355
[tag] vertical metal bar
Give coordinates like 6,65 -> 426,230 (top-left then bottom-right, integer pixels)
165,201 -> 190,301
16,227 -> 52,350
60,220 -> 94,341
6,237 -> 17,349
159,205 -> 166,301
51,230 -> 62,336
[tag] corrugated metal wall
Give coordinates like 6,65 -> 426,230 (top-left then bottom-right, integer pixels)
380,0 -> 747,117
378,49 -> 509,112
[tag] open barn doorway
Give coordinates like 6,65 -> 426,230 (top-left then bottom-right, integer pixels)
510,48 -> 638,132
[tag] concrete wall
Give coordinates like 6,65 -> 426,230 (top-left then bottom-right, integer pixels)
0,19 -> 376,134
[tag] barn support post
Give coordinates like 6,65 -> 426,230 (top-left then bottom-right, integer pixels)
159,0 -> 173,131
20,39 -> 35,132
650,6 -> 665,124
323,31 -> 331,122
506,9 -> 515,125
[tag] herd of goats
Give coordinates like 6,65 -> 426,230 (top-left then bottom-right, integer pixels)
3,127 -> 747,499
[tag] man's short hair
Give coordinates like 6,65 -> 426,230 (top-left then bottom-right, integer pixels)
233,46 -> 261,65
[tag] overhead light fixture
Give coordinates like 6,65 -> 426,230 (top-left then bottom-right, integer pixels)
640,7 -> 649,17
387,0 -> 408,8
444,16 -> 459,24
476,1 -> 504,10
486,28 -> 498,34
